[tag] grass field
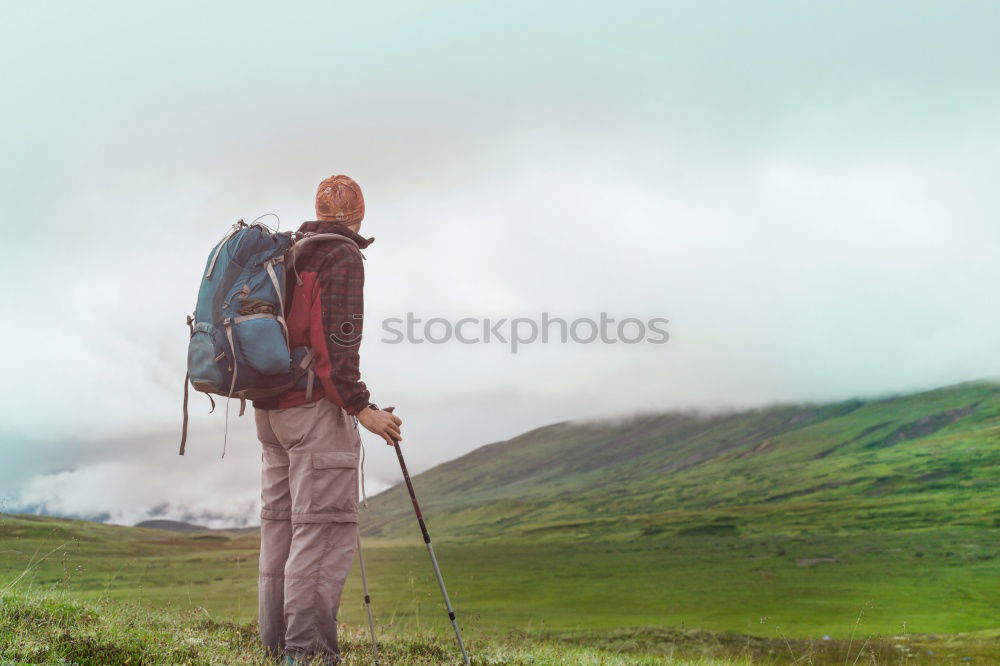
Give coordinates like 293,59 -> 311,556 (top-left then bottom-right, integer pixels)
1,514 -> 997,664
4,590 -> 997,666
1,590 -> 734,665
2,382 -> 999,663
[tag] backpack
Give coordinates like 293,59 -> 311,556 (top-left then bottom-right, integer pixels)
179,219 -> 357,455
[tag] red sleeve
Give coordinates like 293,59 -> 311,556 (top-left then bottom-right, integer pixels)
308,244 -> 371,414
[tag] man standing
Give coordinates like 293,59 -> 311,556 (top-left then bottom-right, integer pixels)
252,174 -> 402,665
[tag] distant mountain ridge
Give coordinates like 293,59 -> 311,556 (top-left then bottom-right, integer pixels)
361,381 -> 1000,541
135,519 -> 208,532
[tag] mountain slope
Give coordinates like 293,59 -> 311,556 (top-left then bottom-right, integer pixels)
361,381 -> 1000,540
134,519 -> 208,532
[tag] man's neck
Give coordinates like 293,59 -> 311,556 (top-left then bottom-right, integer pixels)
316,216 -> 360,233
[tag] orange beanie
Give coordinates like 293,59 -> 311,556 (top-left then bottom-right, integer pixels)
315,174 -> 365,224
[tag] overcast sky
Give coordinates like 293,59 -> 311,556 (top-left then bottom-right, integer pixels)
3,1 -> 999,527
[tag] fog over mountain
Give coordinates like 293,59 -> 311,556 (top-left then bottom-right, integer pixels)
3,2 -> 999,527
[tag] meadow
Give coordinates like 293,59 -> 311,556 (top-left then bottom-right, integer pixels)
3,382 -> 999,663
1,513 -> 997,664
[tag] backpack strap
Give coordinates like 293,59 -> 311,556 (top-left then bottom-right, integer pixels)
306,365 -> 315,402
180,372 -> 190,455
179,373 -> 216,455
221,319 -> 239,459
264,257 -> 285,314
262,258 -> 291,344
288,233 -> 360,286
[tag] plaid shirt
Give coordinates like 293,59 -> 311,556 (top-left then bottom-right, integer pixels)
253,220 -> 373,414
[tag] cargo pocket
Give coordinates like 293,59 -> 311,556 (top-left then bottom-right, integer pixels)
306,451 -> 359,523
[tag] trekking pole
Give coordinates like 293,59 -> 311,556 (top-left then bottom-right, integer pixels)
356,530 -> 380,665
383,407 -> 471,666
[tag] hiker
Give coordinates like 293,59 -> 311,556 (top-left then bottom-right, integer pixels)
252,175 -> 402,666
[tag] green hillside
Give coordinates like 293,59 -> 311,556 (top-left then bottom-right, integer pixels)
362,381 -> 1000,541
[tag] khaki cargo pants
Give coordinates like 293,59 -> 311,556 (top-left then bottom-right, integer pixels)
255,398 -> 361,665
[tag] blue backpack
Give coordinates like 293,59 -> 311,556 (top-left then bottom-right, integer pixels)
180,219 -> 356,455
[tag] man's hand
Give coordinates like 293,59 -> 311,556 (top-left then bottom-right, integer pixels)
357,406 -> 403,445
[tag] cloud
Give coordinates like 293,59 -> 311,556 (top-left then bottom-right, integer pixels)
13,460 -> 260,529
3,422 -> 396,529
3,1 -> 1000,525
7,138 -> 1000,527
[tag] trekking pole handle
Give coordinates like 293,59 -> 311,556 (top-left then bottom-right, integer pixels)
383,406 -> 400,444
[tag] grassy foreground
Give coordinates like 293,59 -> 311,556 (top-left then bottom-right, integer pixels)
0,589 -> 685,665
4,590 -> 998,665
1,514 -> 999,664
